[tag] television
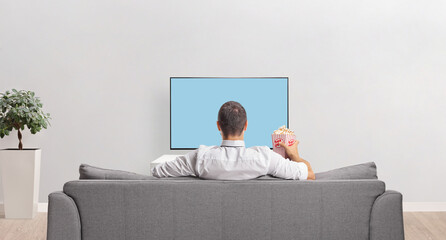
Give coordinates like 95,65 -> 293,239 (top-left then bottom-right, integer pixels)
170,77 -> 288,149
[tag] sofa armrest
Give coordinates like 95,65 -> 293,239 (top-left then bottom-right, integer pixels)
370,190 -> 405,240
47,192 -> 81,240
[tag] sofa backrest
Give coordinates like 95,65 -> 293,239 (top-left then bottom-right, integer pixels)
63,179 -> 385,240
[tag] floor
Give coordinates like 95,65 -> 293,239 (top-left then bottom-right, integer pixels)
0,212 -> 445,240
404,212 -> 446,240
0,213 -> 47,240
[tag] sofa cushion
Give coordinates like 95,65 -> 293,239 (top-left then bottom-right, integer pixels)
80,162 -> 378,180
79,164 -> 155,180
315,162 -> 377,180
79,164 -> 201,181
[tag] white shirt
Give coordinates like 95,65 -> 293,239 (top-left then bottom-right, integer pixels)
151,140 -> 308,180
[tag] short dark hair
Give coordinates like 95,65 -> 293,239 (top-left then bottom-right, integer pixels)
218,101 -> 247,137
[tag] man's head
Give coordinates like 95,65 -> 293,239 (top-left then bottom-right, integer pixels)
217,101 -> 248,139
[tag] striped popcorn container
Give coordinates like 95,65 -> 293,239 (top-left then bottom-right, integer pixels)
272,134 -> 297,159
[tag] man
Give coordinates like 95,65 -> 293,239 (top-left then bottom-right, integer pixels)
151,101 -> 315,180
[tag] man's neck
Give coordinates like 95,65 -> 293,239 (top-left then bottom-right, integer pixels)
222,135 -> 244,141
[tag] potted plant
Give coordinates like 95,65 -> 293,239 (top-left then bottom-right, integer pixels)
0,89 -> 50,219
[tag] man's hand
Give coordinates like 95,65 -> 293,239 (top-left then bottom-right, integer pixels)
279,140 -> 300,160
279,140 -> 315,180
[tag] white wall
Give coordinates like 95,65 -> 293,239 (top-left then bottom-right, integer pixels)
1,0 -> 445,203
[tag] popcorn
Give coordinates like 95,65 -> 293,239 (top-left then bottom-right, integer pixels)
271,125 -> 296,159
273,125 -> 295,135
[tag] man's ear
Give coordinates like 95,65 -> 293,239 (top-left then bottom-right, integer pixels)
244,120 -> 248,131
217,121 -> 221,131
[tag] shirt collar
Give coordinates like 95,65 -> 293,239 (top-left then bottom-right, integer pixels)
221,140 -> 245,147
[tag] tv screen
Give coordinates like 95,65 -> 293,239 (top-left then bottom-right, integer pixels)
170,77 -> 288,149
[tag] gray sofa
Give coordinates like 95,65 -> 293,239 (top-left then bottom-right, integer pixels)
47,178 -> 404,240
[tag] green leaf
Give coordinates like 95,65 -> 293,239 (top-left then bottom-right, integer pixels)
0,89 -> 51,139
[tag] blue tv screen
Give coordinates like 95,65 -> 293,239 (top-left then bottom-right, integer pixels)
170,77 -> 288,149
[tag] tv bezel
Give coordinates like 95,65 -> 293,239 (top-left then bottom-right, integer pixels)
170,77 -> 289,150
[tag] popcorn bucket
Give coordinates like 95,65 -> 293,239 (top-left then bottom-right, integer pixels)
272,134 -> 297,159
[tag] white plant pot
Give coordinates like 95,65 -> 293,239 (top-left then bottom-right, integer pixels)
0,149 -> 41,219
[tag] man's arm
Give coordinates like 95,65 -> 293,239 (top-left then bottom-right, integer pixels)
268,152 -> 309,180
151,150 -> 198,178
279,141 -> 315,180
